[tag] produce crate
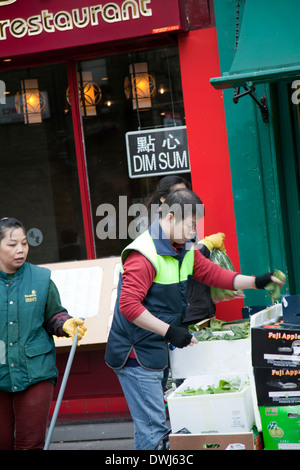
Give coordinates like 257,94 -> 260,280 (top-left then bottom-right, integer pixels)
251,301 -> 300,406
253,366 -> 300,406
259,405 -> 300,450
169,320 -> 251,379
169,426 -> 263,450
252,322 -> 300,369
250,303 -> 282,329
167,374 -> 255,434
249,303 -> 284,430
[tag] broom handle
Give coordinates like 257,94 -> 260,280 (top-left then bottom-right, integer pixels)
44,329 -> 78,450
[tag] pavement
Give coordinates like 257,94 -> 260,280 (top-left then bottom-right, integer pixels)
47,419 -> 135,450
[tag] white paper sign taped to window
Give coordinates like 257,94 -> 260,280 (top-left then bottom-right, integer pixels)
50,266 -> 102,318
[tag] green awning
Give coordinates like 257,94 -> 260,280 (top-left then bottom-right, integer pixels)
211,0 -> 300,90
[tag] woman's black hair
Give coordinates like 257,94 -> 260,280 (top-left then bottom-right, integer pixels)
0,217 -> 26,242
146,175 -> 191,210
146,175 -> 192,224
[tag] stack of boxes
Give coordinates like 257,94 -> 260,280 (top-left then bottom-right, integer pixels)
167,373 -> 255,432
251,296 -> 300,450
167,320 -> 260,450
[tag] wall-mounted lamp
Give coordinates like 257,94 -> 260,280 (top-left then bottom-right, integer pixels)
15,78 -> 46,124
67,71 -> 102,117
124,62 -> 156,110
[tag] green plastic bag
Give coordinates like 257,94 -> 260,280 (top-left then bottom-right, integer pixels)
209,249 -> 244,302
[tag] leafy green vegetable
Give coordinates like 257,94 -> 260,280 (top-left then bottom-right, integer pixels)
264,269 -> 286,303
209,317 -> 224,330
176,377 -> 245,397
188,318 -> 250,341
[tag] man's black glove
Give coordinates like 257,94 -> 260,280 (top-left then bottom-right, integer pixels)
255,272 -> 274,289
165,325 -> 193,348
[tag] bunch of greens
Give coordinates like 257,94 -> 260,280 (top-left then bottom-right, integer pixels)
209,249 -> 244,302
188,318 -> 250,341
264,269 -> 286,303
176,377 -> 244,396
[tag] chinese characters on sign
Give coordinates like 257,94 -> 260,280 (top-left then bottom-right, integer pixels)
125,126 -> 190,178
27,228 -> 43,247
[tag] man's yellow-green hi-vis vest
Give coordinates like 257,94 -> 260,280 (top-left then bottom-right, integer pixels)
105,219 -> 194,371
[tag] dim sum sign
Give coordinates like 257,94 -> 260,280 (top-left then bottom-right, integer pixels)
125,126 -> 190,178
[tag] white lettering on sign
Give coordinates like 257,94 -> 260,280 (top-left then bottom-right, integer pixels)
133,151 -> 188,173
126,126 -> 190,178
0,0 -> 152,40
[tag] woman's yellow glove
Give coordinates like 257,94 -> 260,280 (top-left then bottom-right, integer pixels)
200,232 -> 226,252
63,318 -> 87,341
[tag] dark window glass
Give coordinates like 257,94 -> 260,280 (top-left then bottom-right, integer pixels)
0,63 -> 87,264
79,46 -> 191,258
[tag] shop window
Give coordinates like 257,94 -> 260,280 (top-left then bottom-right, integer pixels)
0,63 -> 87,264
78,46 -> 191,258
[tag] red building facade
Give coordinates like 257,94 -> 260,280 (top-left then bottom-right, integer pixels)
0,0 -> 242,419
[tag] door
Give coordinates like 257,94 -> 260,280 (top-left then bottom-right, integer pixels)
275,82 -> 300,294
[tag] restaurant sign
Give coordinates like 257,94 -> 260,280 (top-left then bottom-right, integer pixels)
0,0 -> 186,59
125,126 -> 190,178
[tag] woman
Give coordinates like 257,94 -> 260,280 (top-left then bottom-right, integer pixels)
0,217 -> 87,450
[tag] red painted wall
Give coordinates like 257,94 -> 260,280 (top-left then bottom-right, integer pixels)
178,27 -> 244,320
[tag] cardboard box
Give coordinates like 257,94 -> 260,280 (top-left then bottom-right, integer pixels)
253,366 -> 300,406
252,323 -> 300,369
41,257 -> 121,348
249,304 -> 284,432
259,405 -> 300,450
281,295 -> 300,325
251,298 -> 300,370
169,431 -> 261,450
249,303 -> 282,329
167,374 -> 255,434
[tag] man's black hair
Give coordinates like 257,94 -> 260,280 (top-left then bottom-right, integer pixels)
159,189 -> 204,221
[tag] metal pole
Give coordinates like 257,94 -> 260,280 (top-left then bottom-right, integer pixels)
44,329 -> 78,450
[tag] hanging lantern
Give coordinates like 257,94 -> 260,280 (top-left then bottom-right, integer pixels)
15,79 -> 46,124
66,71 -> 102,117
124,62 -> 156,110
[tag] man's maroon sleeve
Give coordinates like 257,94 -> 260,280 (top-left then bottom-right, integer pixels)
119,251 -> 156,322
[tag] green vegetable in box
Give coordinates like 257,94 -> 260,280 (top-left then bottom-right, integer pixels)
176,377 -> 246,397
209,249 -> 244,302
188,317 -> 250,341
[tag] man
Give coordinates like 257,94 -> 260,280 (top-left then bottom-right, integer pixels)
105,189 -> 284,450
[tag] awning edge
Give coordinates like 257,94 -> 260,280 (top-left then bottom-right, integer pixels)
210,65 -> 300,90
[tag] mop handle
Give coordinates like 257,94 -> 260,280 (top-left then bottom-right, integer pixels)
44,327 -> 79,450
